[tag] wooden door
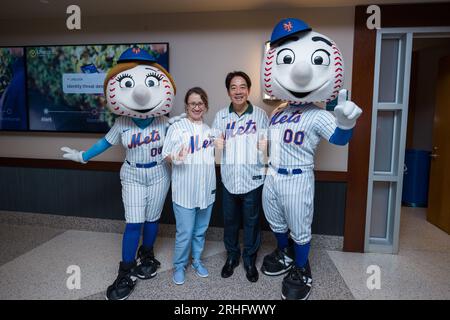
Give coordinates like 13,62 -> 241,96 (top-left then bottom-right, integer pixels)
427,55 -> 450,233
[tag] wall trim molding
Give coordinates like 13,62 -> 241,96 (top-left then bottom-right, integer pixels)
0,157 -> 348,182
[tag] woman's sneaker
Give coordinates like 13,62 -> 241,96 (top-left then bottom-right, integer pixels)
105,261 -> 138,300
192,260 -> 209,278
173,267 -> 186,285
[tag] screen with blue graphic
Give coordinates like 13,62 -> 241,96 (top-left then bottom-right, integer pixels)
0,47 -> 27,131
26,43 -> 169,132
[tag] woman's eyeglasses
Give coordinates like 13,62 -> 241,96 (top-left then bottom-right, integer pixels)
187,102 -> 205,108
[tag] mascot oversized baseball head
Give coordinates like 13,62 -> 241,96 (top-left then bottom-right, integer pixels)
262,18 -> 344,105
104,46 -> 176,118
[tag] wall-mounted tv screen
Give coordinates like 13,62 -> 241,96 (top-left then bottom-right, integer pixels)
26,43 -> 169,133
0,47 -> 27,131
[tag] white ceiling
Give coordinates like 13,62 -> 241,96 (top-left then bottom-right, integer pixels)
1,0 -> 446,19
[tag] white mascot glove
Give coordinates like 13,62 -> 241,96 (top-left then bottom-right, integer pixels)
61,147 -> 87,164
166,113 -> 187,128
334,89 -> 362,130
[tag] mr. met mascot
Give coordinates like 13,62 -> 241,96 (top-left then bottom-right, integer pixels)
260,18 -> 362,300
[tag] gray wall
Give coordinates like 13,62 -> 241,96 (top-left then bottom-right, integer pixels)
0,166 -> 346,236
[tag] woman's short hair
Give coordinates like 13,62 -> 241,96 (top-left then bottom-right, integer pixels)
184,87 -> 209,110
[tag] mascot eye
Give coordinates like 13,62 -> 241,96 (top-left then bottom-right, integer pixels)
276,49 -> 295,65
311,49 -> 330,66
145,75 -> 161,87
117,74 -> 135,88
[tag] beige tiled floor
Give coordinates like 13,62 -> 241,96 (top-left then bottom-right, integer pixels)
327,207 -> 450,300
1,207 -> 448,300
0,212 -> 353,300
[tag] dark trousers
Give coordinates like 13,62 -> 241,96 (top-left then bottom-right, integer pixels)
222,184 -> 262,267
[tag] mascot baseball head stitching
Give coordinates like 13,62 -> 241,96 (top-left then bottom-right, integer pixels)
262,18 -> 344,105
104,47 -> 176,119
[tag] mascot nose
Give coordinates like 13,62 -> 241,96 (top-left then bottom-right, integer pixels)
132,85 -> 151,106
291,61 -> 313,86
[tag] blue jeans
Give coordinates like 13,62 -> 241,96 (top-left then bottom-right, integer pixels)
173,202 -> 213,270
222,184 -> 262,267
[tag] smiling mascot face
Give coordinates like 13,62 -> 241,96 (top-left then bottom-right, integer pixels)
104,47 -> 176,119
262,20 -> 344,105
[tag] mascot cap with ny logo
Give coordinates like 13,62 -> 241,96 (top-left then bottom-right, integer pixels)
117,46 -> 158,63
270,18 -> 312,46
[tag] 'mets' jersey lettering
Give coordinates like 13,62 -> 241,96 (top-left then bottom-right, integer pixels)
105,116 -> 168,163
225,120 -> 257,138
188,134 -> 214,154
268,104 -> 336,169
269,110 -> 303,126
128,131 -> 161,149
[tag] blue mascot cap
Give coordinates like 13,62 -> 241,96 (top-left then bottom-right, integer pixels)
118,46 -> 157,63
270,18 -> 311,46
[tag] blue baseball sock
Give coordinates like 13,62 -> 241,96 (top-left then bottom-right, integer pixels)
122,223 -> 143,263
142,220 -> 159,249
274,232 -> 289,250
294,242 -> 310,268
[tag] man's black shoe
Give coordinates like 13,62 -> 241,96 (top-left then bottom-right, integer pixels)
221,257 -> 239,278
281,262 -> 313,300
245,264 -> 259,282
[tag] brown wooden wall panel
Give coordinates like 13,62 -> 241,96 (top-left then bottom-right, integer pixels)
344,6 -> 377,252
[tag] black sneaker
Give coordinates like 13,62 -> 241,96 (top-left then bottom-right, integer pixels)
105,261 -> 138,300
135,245 -> 160,279
261,246 -> 294,276
281,262 -> 313,300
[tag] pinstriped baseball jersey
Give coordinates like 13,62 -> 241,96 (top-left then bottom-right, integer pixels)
162,118 -> 216,210
105,116 -> 168,164
263,103 -> 337,244
212,103 -> 269,194
268,104 -> 336,169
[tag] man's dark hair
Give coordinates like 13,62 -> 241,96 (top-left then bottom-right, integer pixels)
225,71 -> 252,91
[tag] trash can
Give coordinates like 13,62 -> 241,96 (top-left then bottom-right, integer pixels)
402,149 -> 431,207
